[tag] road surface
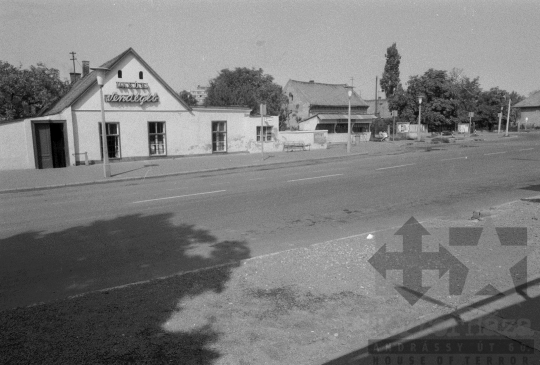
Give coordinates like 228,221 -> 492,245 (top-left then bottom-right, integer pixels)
1,135 -> 539,310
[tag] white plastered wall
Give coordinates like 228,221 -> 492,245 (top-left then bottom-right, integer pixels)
0,120 -> 31,170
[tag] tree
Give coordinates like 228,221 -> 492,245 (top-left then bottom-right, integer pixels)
393,69 -> 460,131
380,43 -> 401,98
205,67 -> 287,120
0,61 -> 70,121
178,90 -> 198,106
448,68 -> 482,127
474,89 -> 524,130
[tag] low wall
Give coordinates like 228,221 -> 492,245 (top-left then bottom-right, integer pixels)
0,120 -> 32,170
327,132 -> 371,144
279,131 -> 328,150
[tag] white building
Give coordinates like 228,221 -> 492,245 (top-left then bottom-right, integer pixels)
0,48 -> 280,170
189,85 -> 208,105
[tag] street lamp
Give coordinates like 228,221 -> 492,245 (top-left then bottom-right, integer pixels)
498,94 -> 505,134
505,96 -> 511,137
417,94 -> 424,141
347,87 -> 352,153
391,110 -> 398,141
468,112 -> 474,136
91,66 -> 111,178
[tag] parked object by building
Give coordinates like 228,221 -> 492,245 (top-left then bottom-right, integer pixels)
514,91 -> 540,128
0,48 -> 279,171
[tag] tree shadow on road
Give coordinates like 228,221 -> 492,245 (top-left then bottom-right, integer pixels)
0,213 -> 250,364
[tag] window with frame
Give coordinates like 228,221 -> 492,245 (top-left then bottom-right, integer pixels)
352,123 -> 367,133
148,122 -> 166,156
335,123 -> 349,133
256,126 -> 273,141
99,122 -> 121,159
316,123 -> 335,133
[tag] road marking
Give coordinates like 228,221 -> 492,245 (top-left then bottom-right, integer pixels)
519,148 -> 534,151
376,163 -> 415,171
441,156 -> 468,161
132,190 -> 226,204
287,174 -> 343,182
166,186 -> 191,191
484,151 -> 506,155
282,169 -> 329,177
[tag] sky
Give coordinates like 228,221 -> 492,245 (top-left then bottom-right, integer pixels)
1,0 -> 539,100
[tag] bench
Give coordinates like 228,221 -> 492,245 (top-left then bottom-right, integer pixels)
283,141 -> 311,152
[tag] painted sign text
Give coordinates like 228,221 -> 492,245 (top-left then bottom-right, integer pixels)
105,92 -> 159,105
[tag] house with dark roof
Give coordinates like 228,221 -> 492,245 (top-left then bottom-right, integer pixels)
283,80 -> 377,143
0,48 -> 280,170
514,91 -> 540,128
365,98 -> 391,119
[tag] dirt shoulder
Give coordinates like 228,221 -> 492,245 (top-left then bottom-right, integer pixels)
2,194 -> 540,364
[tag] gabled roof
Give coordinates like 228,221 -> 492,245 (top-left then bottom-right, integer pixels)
40,47 -> 191,116
365,98 -> 391,118
284,80 -> 368,107
301,113 -> 377,123
514,91 -> 540,108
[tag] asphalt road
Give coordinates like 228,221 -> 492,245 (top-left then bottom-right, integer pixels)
1,135 -> 540,310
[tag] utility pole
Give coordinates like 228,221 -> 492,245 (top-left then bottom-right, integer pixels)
69,52 -> 77,73
347,86 -> 353,153
505,97 -> 511,137
392,110 -> 398,141
374,76 -> 378,116
497,109 -> 502,134
260,103 -> 266,160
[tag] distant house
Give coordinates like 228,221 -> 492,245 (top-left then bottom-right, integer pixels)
514,91 -> 540,128
283,80 -> 377,142
189,85 -> 208,105
365,98 -> 391,119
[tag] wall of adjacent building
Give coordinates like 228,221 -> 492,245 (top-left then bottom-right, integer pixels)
518,108 -> 540,128
279,130 -> 328,150
0,120 -> 32,170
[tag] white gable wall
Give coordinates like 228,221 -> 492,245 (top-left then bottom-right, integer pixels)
73,54 -> 188,113
71,52 -> 194,162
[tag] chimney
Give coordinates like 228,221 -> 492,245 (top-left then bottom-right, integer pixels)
82,61 -> 90,77
69,72 -> 81,84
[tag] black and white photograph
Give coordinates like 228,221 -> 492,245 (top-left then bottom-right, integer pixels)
1,0 -> 540,363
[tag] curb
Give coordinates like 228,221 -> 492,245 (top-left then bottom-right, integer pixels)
1,133 -> 514,195
0,151 -> 375,194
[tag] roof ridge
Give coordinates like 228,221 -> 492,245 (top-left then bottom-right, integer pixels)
39,47 -> 191,116
289,79 -> 349,87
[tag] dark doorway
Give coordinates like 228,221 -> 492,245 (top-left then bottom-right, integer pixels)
34,123 -> 67,169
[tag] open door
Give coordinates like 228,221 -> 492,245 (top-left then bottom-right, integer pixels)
34,123 -> 67,169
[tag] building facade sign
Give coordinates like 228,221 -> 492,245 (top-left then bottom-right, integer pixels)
116,82 -> 149,89
396,122 -> 410,133
105,92 -> 159,105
